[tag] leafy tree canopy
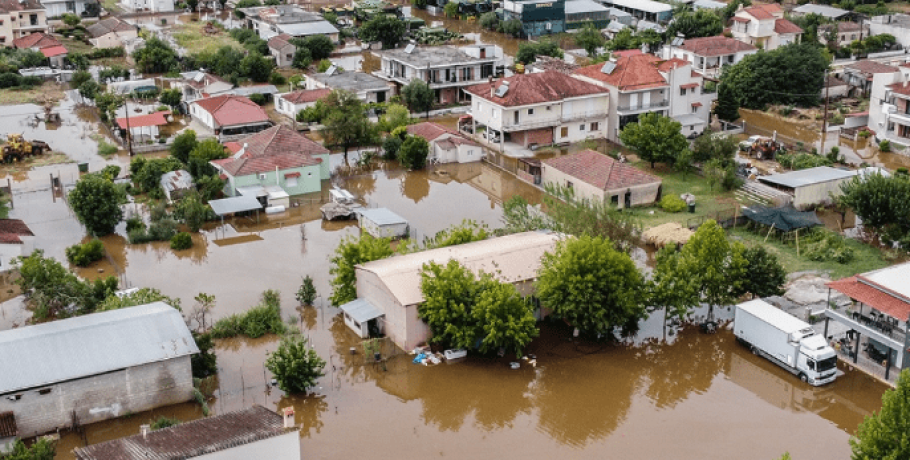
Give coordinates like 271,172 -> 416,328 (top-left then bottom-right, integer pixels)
575,22 -> 606,58
266,333 -> 326,393
133,37 -> 178,74
69,172 -> 123,236
619,112 -> 688,168
720,43 -> 827,110
398,135 -> 429,170
400,79 -> 434,117
851,369 -> 910,459
515,41 -> 564,65
329,233 -> 396,306
665,9 -> 723,39
359,16 -> 407,49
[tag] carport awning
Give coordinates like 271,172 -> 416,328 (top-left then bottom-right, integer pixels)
209,195 -> 263,216
340,298 -> 384,323
673,114 -> 705,126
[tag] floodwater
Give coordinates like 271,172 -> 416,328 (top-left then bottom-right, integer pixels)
0,98 -> 891,459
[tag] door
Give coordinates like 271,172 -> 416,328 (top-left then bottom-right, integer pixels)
514,111 -> 519,126
629,93 -> 639,110
641,92 -> 650,109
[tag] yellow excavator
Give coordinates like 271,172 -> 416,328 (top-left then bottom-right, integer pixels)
2,134 -> 49,163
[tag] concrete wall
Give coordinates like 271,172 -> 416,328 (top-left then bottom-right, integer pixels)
0,10 -> 48,44
45,0 -> 88,17
270,44 -> 295,68
0,356 -> 194,437
793,178 -> 854,209
274,96 -> 315,118
430,134 -> 483,163
871,17 -> 910,47
359,216 -> 408,239
0,241 -> 26,271
189,103 -> 217,131
194,430 -> 300,460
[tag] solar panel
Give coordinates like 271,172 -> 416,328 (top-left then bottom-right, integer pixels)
671,37 -> 684,46
326,65 -> 337,76
494,84 -> 509,97
601,62 -> 617,74
404,43 -> 415,54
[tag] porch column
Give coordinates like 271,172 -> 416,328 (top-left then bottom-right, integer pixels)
885,346 -> 892,380
823,317 -> 830,339
854,331 -> 861,364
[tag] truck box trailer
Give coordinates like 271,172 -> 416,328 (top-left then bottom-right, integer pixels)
733,299 -> 838,386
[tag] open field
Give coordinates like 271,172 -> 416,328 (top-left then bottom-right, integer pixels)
172,21 -> 243,55
0,82 -> 66,105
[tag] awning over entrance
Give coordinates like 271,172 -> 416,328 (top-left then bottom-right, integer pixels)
828,276 -> 910,321
339,298 -> 384,323
209,195 -> 264,216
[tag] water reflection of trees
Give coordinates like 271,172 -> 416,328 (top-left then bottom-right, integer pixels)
343,172 -> 377,198
401,171 -> 430,204
640,328 -> 728,410
299,305 -> 318,331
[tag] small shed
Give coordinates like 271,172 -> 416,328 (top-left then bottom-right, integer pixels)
338,298 -> 385,338
758,167 -> 858,209
356,208 -> 409,239
160,169 -> 193,203
117,110 -> 170,142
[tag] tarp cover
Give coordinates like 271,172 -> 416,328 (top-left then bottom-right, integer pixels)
742,206 -> 822,232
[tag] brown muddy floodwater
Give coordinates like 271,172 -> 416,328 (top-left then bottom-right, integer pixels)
0,98 -> 889,459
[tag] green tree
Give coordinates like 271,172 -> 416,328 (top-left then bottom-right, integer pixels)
239,51 -> 274,82
480,11 -> 499,30
500,195 -> 549,234
649,247 -> 698,326
471,278 -> 538,356
379,103 -> 410,132
536,235 -> 646,336
499,18 -> 523,37
424,220 -> 488,248
444,0 -> 458,16
69,173 -> 123,236
674,220 -> 748,321
292,46 -> 312,70
170,130 -> 198,164
70,70 -> 92,89
619,112 -> 688,168
674,148 -> 694,178
160,88 -> 182,108
322,89 -> 373,163
359,15 -> 407,48
665,9 -> 723,39
400,79 -> 434,118
191,331 -> 218,378
715,82 -> 740,121
720,43 -> 827,109
296,275 -> 317,305
301,35 -> 336,61
14,250 -> 117,318
329,234 -> 395,305
851,369 -> 910,459
78,80 -> 100,102
187,138 -> 227,177
515,41 -> 563,64
575,22 -> 605,57
398,135 -> 428,170
691,132 -> 737,164
738,246 -> 787,299
266,334 -> 326,393
6,437 -> 56,460
97,287 -> 182,311
839,173 -> 910,248
382,135 -> 402,160
723,0 -> 751,19
62,12 -> 81,27
173,191 -> 209,232
133,37 -> 179,74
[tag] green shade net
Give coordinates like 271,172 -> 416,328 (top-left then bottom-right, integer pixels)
741,206 -> 822,232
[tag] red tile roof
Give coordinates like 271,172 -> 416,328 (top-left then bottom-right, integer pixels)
86,17 -> 136,38
573,54 -> 668,91
40,45 -> 67,57
12,32 -> 60,50
0,219 -> 33,245
731,16 -> 749,23
280,88 -> 331,104
465,71 -> 608,107
888,81 -> 910,96
848,60 -> 899,76
223,141 -> 243,154
741,3 -> 781,20
828,276 -> 910,321
774,18 -> 803,34
193,95 -> 269,127
407,122 -> 455,141
284,171 -> 301,178
218,125 -> 328,177
116,111 -> 169,129
543,150 -> 661,191
0,411 -> 16,437
656,57 -> 690,72
691,102 -> 703,107
613,49 -> 643,58
680,82 -> 699,89
681,35 -> 757,57
267,33 -> 294,50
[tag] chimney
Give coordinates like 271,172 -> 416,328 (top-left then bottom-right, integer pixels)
282,407 -> 296,428
140,424 -> 150,440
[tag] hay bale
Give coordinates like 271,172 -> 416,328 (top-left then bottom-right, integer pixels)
643,222 -> 694,248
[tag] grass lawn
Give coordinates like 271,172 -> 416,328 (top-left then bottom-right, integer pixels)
57,36 -> 131,67
623,163 -> 740,229
729,227 -> 894,278
100,0 -> 123,12
172,21 -> 243,55
0,81 -> 66,105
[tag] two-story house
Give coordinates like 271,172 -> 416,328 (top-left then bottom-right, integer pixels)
664,35 -> 757,79
844,59 -> 899,97
120,0 -> 173,13
304,69 -> 393,104
240,5 -> 338,41
464,71 -> 609,151
0,0 -> 47,46
374,44 -> 499,105
867,65 -> 910,146
658,58 -> 713,138
818,21 -> 868,49
730,3 -> 802,51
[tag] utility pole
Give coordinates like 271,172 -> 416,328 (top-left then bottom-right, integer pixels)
124,99 -> 134,157
820,70 -> 830,157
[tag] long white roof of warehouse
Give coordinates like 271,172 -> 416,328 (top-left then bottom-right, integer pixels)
0,303 -> 198,394
601,0 -> 671,14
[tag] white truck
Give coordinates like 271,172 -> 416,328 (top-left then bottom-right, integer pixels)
733,299 -> 838,386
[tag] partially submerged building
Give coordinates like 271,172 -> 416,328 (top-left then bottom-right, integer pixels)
74,406 -> 300,460
355,207 -> 409,239
541,149 -> 662,208
340,231 -> 561,350
0,303 -> 198,437
407,121 -> 483,164
374,45 -> 498,104
160,169 -> 193,203
757,166 -> 858,209
241,4 -> 339,41
188,94 -> 272,139
0,219 -> 34,270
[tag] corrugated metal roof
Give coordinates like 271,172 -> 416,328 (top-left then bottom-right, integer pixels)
758,166 -> 857,189
566,0 -> 608,14
0,303 -> 198,394
693,0 -> 725,9
340,298 -> 384,323
357,231 -> 561,307
209,195 -> 264,215
357,208 -> 407,226
792,3 -> 848,18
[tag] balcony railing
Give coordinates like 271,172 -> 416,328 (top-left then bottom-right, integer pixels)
561,110 -> 607,122
616,99 -> 669,112
501,117 -> 561,130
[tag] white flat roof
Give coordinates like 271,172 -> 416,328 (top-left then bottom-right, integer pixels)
340,298 -> 384,323
602,0 -> 671,14
738,299 -> 811,335
860,262 -> 910,301
566,0 -> 609,14
793,3 -> 849,18
758,166 -> 858,189
209,195 -> 263,215
356,207 -> 407,226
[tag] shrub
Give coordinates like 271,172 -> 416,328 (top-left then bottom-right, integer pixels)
65,239 -> 105,267
249,93 -> 266,105
897,167 -> 909,176
97,140 -> 119,156
170,232 -> 193,250
269,72 -> 287,86
210,290 -> 287,338
801,230 -> 855,264
296,275 -> 317,305
660,195 -> 687,213
150,416 -> 180,430
125,216 -> 146,233
880,139 -> 892,153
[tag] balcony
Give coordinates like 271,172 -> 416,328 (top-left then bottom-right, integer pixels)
501,117 -> 561,131
616,99 -> 669,113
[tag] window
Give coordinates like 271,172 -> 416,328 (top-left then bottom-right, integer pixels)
692,105 -> 698,113
591,122 -> 599,131
286,177 -> 298,187
7,394 -> 21,401
38,388 -> 51,395
258,173 -> 267,180
851,34 -> 856,40
546,105 -> 552,111
560,127 -> 568,137
29,14 -> 37,26
680,88 -> 686,96
579,124 -> 585,131
807,359 -> 816,371
611,195 -> 619,205
566,181 -> 573,190
528,108 -> 534,115
467,149 -> 474,156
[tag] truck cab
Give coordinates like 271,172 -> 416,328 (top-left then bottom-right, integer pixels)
795,334 -> 838,386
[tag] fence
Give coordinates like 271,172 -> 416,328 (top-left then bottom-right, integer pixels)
718,120 -> 745,135
686,206 -> 743,230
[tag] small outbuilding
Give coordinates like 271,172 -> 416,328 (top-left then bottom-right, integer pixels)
0,219 -> 34,271
0,412 -> 16,454
339,298 -> 385,338
356,208 -> 409,239
758,166 -> 858,209
160,169 -> 193,203
542,149 -> 663,208
117,110 -> 169,143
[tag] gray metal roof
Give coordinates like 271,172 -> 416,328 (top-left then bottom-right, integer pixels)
209,195 -> 264,215
758,166 -> 858,189
276,21 -> 340,36
792,3 -> 849,18
692,0 -> 725,9
0,303 -> 198,394
356,207 -> 407,226
230,85 -> 279,96
566,0 -> 608,14
311,71 -> 390,92
339,298 -> 384,323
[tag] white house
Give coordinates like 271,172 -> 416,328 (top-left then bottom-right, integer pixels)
86,17 -> 138,49
304,70 -> 393,104
189,94 -> 272,138
407,121 -> 483,164
870,14 -> 910,48
464,71 -> 610,151
340,231 -> 561,350
41,0 -> 94,17
240,5 -> 338,41
0,219 -> 33,271
730,3 -> 802,51
74,406 -> 301,460
664,35 -> 758,79
176,71 -> 233,102
0,303 -> 198,438
119,0 -> 173,13
267,33 -> 295,68
275,88 -> 330,119
541,149 -> 662,208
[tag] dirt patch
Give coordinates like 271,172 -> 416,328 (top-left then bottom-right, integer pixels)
172,20 -> 243,55
0,82 -> 66,106
0,152 -> 72,175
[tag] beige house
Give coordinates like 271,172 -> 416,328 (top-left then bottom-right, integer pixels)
87,17 -> 138,49
343,231 -> 561,350
541,149 -> 663,208
407,121 -> 483,164
0,0 -> 47,46
267,33 -> 295,68
730,3 -> 802,51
